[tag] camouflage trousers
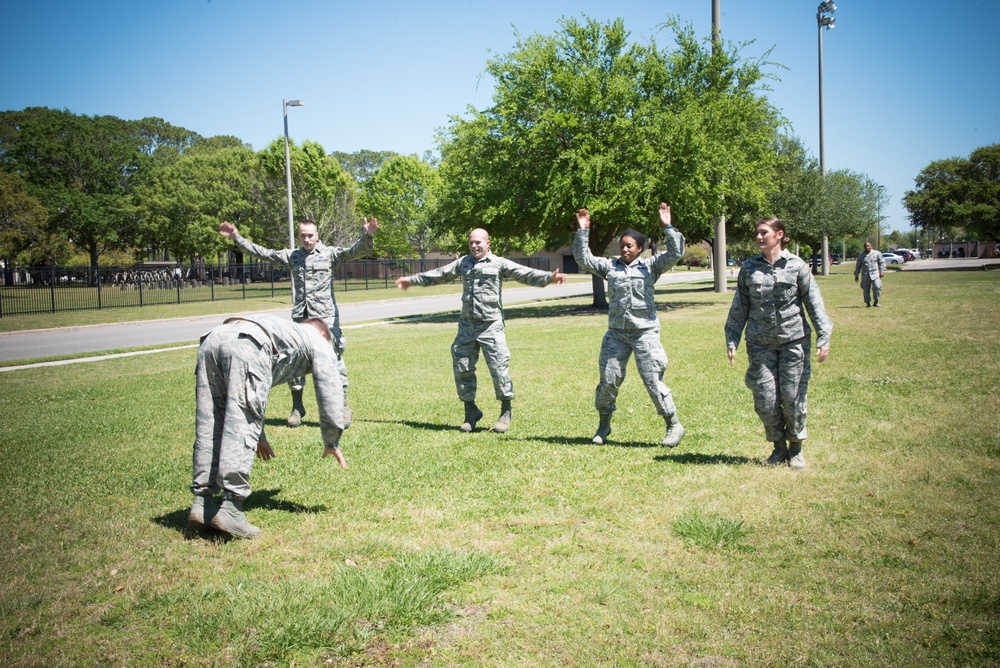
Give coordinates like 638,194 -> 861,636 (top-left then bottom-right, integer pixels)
452,318 -> 514,402
744,338 -> 811,442
595,327 -> 677,417
191,322 -> 273,501
860,274 -> 882,306
289,319 -> 347,393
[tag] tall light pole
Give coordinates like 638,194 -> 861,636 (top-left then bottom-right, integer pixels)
711,0 -> 727,293
283,99 -> 304,249
875,184 -> 885,253
817,2 -> 836,276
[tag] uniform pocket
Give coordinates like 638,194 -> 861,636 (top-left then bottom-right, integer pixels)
243,356 -> 271,419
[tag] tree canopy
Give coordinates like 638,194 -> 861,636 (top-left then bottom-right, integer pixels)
0,107 -> 204,267
904,144 -> 1000,241
360,154 -> 443,258
434,17 -> 783,258
257,139 -> 357,248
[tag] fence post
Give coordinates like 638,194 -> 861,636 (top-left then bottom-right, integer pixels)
50,266 -> 56,313
364,260 -> 369,290
270,263 -> 275,298
210,270 -> 215,301
176,268 -> 181,304
241,263 -> 246,299
138,268 -> 144,307
97,267 -> 103,310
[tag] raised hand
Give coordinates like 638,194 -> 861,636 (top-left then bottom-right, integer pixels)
658,203 -> 672,228
219,221 -> 238,239
576,208 -> 591,230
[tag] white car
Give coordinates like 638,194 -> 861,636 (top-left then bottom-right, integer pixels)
908,248 -> 922,259
882,252 -> 904,265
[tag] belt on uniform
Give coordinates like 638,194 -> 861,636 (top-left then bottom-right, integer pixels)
223,317 -> 276,353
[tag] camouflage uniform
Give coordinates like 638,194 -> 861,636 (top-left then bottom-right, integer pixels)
572,227 -> 685,417
403,253 -> 555,402
190,314 -> 344,501
724,251 -> 832,442
853,248 -> 886,306
230,230 -> 374,391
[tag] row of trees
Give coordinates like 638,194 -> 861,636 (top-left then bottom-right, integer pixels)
3,16 -> 907,275
903,144 -> 1000,244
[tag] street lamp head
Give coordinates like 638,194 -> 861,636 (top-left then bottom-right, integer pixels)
286,99 -> 304,107
819,16 -> 836,29
818,1 -> 837,13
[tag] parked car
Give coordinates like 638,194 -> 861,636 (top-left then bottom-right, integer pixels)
882,252 -> 904,265
892,249 -> 914,262
808,253 -> 833,266
830,253 -> 842,265
908,248 -> 922,259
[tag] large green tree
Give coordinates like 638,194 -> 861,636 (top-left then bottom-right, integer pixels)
360,154 -> 442,258
904,144 -> 1000,241
0,108 -> 200,268
256,139 -> 357,248
331,149 -> 397,185
137,143 -> 257,264
0,169 -> 70,266
433,16 -> 782,305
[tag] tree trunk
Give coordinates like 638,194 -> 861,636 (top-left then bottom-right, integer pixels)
591,274 -> 608,309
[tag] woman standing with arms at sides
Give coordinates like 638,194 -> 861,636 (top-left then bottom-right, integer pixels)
724,218 -> 833,470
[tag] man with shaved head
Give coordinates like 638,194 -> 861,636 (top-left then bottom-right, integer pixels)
397,228 -> 566,432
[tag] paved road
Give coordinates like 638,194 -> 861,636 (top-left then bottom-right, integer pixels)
0,271 -> 714,364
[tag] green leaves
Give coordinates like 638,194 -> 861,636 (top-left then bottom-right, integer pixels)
434,16 -> 783,261
359,154 -> 442,259
904,144 -> 1000,241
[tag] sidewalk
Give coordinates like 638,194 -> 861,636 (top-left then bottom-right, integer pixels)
0,270 -> 713,367
898,257 -> 1000,271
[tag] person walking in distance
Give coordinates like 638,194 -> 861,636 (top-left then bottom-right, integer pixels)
854,241 -> 886,308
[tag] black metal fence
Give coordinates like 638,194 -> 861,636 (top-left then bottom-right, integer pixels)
0,256 -> 550,318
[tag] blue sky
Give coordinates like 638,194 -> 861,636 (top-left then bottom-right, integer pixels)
5,0 -> 998,233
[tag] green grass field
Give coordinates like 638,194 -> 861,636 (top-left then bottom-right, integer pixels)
1,268 -> 998,666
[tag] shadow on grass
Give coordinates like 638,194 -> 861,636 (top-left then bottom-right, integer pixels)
245,488 -> 327,514
153,489 -> 326,538
653,452 -> 753,465
152,509 -> 237,543
362,418 -> 459,432
386,296 -> 716,325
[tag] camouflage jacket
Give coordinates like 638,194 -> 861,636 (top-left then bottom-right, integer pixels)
573,227 -> 684,331
854,249 -> 885,279
724,251 -> 833,350
232,231 -> 374,323
224,314 -> 345,447
406,253 -> 554,322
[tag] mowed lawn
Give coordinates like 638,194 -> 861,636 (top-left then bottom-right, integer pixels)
1,268 -> 997,666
